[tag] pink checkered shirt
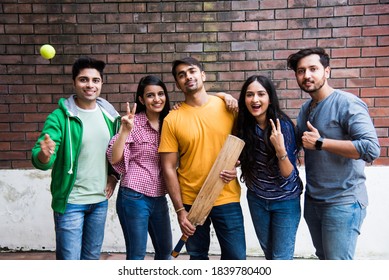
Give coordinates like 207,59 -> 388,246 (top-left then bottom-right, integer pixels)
107,112 -> 167,197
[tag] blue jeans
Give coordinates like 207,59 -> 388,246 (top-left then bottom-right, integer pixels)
304,197 -> 366,260
116,187 -> 172,260
53,199 -> 108,260
184,202 -> 246,260
247,190 -> 301,260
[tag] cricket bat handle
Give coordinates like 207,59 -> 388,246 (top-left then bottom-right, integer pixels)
171,234 -> 188,258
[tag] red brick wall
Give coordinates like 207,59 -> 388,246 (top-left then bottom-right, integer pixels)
1,0 -> 388,168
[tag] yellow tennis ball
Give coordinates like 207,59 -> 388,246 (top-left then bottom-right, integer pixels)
40,44 -> 56,60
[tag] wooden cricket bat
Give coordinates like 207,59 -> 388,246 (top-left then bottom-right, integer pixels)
171,134 -> 245,258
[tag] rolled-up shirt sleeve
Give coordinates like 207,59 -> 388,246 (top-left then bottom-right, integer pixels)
346,99 -> 380,163
106,133 -> 128,175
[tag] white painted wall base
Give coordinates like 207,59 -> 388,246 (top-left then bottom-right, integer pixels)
0,167 -> 388,259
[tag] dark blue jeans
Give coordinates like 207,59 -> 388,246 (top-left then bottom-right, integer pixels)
184,202 -> 246,260
116,187 -> 172,260
247,190 -> 301,260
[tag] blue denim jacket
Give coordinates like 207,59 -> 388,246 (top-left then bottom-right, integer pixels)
297,90 -> 380,206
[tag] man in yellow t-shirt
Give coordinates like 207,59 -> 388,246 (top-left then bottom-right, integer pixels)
159,57 -> 246,260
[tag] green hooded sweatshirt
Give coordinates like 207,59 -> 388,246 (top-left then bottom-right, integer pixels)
31,95 -> 120,214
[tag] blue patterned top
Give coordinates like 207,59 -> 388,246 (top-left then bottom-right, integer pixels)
246,119 -> 303,201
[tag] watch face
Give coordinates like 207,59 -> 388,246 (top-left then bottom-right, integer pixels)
315,137 -> 323,150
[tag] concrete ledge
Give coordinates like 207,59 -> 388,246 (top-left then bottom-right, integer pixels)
0,167 -> 388,259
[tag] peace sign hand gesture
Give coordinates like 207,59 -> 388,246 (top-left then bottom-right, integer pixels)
269,118 -> 287,156
120,102 -> 137,133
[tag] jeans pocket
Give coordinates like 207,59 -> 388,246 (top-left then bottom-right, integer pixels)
119,187 -> 143,200
357,200 -> 367,210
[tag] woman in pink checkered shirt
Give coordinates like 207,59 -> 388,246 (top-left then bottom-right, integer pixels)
107,75 -> 172,260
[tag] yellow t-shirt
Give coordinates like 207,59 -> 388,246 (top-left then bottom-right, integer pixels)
159,95 -> 241,206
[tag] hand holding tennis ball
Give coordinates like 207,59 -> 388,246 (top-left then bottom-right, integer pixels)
40,44 -> 56,60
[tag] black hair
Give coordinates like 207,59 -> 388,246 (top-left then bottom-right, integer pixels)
171,57 -> 203,81
233,75 -> 296,185
72,56 -> 105,81
287,47 -> 330,72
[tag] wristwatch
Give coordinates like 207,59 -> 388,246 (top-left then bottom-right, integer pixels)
315,137 -> 324,150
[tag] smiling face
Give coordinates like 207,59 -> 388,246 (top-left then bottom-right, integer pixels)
138,84 -> 167,115
244,80 -> 270,126
174,63 -> 206,95
73,68 -> 102,109
295,54 -> 330,95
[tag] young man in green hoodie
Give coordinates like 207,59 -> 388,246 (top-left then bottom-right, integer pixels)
31,56 -> 121,260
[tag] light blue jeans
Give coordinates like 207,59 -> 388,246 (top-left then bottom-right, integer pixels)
247,190 -> 301,260
304,197 -> 366,260
184,202 -> 246,260
116,187 -> 172,260
53,199 -> 108,260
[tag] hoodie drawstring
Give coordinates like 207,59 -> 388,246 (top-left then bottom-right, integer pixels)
67,116 -> 73,174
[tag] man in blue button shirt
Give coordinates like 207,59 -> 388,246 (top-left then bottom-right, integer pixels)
287,47 -> 380,260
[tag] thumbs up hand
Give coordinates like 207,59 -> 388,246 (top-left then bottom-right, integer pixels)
38,133 -> 56,163
41,134 -> 56,156
302,121 -> 321,150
